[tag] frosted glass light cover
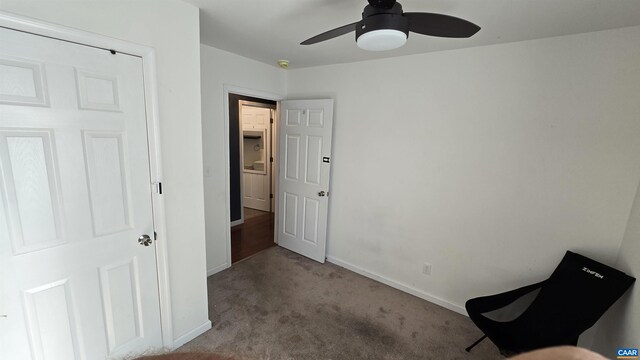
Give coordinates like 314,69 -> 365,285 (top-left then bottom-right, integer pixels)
357,29 -> 407,51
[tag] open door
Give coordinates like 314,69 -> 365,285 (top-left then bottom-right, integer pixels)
277,99 -> 333,263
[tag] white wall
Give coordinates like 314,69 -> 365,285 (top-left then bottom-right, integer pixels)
592,179 -> 640,355
287,26 -> 640,315
200,44 -> 286,274
0,0 -> 209,346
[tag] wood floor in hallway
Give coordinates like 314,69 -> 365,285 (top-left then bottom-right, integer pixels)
231,210 -> 275,263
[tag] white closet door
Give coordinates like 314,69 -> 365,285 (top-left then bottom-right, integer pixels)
0,27 -> 162,359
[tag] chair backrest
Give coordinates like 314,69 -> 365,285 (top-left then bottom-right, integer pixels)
519,251 -> 635,341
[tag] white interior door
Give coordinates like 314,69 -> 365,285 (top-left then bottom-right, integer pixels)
240,105 -> 271,212
0,28 -> 162,359
277,99 -> 333,263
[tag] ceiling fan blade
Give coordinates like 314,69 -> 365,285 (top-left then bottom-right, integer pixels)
404,12 -> 480,38
301,22 -> 358,45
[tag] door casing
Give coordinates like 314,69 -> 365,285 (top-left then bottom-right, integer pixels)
0,11 -> 174,347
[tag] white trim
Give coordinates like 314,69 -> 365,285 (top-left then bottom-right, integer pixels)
230,219 -> 244,227
270,108 -> 276,213
240,198 -> 244,224
222,85 -> 284,268
326,256 -> 468,316
171,320 -> 212,349
272,105 -> 280,245
207,263 -> 228,277
239,100 -> 277,110
0,11 -> 174,347
237,103 -> 246,217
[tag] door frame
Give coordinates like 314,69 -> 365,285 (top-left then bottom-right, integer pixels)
238,100 -> 277,220
0,11 -> 174,347
222,85 -> 283,269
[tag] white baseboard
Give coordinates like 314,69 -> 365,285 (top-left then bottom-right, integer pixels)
326,256 -> 467,316
207,263 -> 228,277
230,219 -> 243,227
172,320 -> 212,349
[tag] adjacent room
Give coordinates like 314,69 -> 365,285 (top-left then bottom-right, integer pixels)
1,0 -> 639,359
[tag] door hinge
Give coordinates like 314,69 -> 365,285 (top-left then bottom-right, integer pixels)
154,182 -> 163,194
154,231 -> 157,240
270,193 -> 274,199
270,118 -> 274,124
323,157 -> 330,163
270,156 -> 274,163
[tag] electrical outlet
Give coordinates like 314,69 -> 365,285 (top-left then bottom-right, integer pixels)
422,262 -> 432,276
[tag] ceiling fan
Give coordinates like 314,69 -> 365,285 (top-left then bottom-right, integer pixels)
301,0 -> 480,51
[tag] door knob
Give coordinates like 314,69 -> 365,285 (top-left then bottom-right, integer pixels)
318,191 -> 326,197
138,234 -> 152,246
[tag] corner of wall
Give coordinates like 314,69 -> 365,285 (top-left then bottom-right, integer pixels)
590,179 -> 640,356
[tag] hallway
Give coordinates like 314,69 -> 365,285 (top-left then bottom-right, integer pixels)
231,210 -> 275,263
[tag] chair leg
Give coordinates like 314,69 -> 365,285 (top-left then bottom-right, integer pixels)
465,334 -> 487,352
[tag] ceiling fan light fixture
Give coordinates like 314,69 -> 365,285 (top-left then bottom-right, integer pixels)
356,29 -> 407,51
300,0 -> 481,50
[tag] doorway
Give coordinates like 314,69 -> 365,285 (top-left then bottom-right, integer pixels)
224,92 -> 335,266
228,93 -> 277,262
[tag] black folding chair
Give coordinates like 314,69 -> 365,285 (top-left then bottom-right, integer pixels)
465,251 -> 635,356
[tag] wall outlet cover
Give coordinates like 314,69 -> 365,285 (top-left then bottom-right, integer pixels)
423,263 -> 432,275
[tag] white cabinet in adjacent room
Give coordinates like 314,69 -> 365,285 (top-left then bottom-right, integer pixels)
240,104 -> 272,212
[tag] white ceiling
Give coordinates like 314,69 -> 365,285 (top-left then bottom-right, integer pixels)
183,0 -> 640,69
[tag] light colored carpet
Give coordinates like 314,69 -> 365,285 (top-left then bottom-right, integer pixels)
178,247 -> 501,360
